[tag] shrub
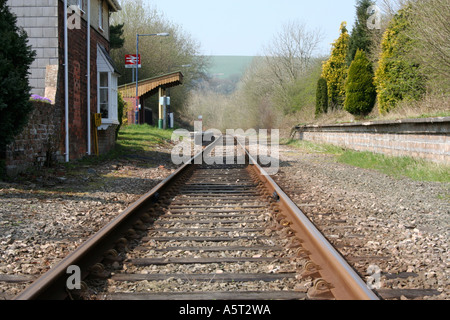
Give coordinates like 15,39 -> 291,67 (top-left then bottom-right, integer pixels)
374,5 -> 426,113
30,94 -> 52,104
0,1 -> 36,149
344,49 -> 376,116
0,159 -> 5,180
321,22 -> 350,109
316,77 -> 328,116
115,92 -> 125,140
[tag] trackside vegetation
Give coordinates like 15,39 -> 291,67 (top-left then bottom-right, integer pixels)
344,49 -> 377,116
283,139 -> 450,183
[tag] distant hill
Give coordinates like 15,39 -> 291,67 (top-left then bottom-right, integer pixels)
206,56 -> 256,79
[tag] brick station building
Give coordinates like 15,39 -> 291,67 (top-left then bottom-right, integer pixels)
5,0 -> 121,175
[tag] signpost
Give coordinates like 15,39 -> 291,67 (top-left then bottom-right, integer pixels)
126,54 -> 141,123
125,54 -> 141,68
93,113 -> 102,156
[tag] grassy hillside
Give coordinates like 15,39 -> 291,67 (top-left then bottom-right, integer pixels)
207,56 -> 255,79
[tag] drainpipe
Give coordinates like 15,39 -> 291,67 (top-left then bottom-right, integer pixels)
87,0 -> 91,155
64,0 -> 69,162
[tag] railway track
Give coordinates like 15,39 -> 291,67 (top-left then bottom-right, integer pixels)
14,135 -> 378,300
272,171 -> 445,300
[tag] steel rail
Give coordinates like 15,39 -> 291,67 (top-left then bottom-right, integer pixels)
236,137 -> 379,300
15,134 -> 378,300
14,135 -> 223,300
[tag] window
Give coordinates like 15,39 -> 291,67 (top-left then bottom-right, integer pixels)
76,0 -> 84,11
99,72 -> 109,118
97,45 -> 120,127
99,0 -> 103,30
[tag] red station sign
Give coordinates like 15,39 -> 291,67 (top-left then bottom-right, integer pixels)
125,54 -> 141,68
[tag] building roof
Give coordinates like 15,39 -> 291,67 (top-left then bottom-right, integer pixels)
107,0 -> 122,12
98,45 -> 121,75
118,72 -> 184,98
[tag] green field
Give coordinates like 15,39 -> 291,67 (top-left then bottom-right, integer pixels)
207,56 -> 256,79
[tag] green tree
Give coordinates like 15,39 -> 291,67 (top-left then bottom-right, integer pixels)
110,0 -> 208,114
347,0 -> 376,65
344,49 -> 376,116
0,0 -> 36,149
110,23 -> 125,50
283,58 -> 323,114
115,92 -> 125,140
374,5 -> 426,113
322,22 -> 350,109
316,77 -> 328,116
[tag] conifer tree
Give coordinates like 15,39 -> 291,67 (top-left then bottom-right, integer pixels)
347,0 -> 375,66
316,77 -> 328,117
321,22 -> 350,110
374,5 -> 426,113
110,23 -> 125,50
0,0 -> 36,149
344,49 -> 376,116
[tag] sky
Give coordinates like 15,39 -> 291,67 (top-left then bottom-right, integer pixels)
145,0 -> 359,56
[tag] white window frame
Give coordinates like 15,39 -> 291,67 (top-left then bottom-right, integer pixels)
99,0 -> 104,30
77,0 -> 84,10
97,46 -> 119,128
99,72 -> 109,119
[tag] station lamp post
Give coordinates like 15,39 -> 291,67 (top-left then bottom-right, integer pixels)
135,32 -> 170,125
166,64 -> 191,128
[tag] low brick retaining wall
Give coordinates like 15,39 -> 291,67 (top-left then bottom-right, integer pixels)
3,101 -> 63,176
295,117 -> 450,164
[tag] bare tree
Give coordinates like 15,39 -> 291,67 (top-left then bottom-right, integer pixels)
110,0 -> 209,115
378,0 -> 410,17
184,20 -> 325,130
263,21 -> 323,85
367,0 -> 403,65
407,0 -> 450,90
111,0 -> 207,83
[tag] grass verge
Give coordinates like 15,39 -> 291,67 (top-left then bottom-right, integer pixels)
116,124 -> 175,154
1,125 -> 176,196
62,124 -> 175,168
283,139 -> 450,183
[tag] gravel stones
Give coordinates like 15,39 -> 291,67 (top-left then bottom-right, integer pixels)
1,139 -> 448,300
0,146 -> 177,300
274,144 -> 449,300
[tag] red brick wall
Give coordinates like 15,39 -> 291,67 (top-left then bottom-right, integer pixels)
4,101 -> 63,176
3,2 -> 116,176
57,0 -> 111,160
297,118 -> 450,163
98,125 -> 119,155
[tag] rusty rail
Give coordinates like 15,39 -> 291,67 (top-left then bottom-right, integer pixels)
237,137 -> 379,300
15,135 -> 378,300
14,136 -> 222,300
